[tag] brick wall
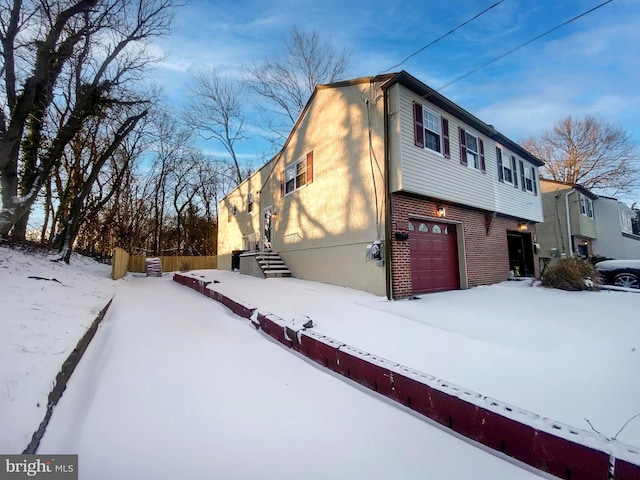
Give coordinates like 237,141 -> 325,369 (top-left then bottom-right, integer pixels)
390,193 -> 539,299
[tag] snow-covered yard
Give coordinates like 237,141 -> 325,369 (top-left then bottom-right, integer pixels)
1,244 -> 639,478
187,270 -> 640,447
0,246 -> 116,453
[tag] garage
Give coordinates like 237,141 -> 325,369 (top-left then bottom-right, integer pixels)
408,219 -> 459,294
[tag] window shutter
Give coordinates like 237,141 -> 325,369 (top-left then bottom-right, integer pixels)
479,138 -> 486,173
531,167 -> 537,195
511,156 -> 518,188
519,160 -> 526,191
459,128 -> 467,166
306,151 -> 313,184
442,117 -> 450,158
279,170 -> 284,197
413,103 -> 424,148
496,147 -> 504,182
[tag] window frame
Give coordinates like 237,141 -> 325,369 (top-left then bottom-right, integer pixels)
524,168 -> 534,192
465,131 -> 480,170
422,107 -> 442,153
281,152 -> 313,197
247,192 -> 254,213
413,102 -> 450,158
496,147 -> 516,185
579,193 -> 595,219
284,157 -> 308,196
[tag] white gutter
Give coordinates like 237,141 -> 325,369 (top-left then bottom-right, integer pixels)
565,189 -> 576,256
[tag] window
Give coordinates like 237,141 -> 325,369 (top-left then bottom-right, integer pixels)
620,210 -> 633,234
247,192 -> 254,213
458,127 -> 485,172
503,159 -> 513,184
496,147 -> 519,187
518,161 -> 538,195
423,109 -> 441,152
413,103 -> 450,158
282,152 -> 313,196
524,168 -> 533,192
227,204 -> 237,222
465,132 -> 480,170
432,225 -> 442,234
418,223 -> 428,232
579,194 -> 594,219
285,160 -> 306,195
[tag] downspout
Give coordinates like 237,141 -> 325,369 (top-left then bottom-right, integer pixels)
383,86 -> 393,300
565,189 -> 575,256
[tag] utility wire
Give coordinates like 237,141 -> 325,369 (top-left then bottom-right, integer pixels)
383,0 -> 506,73
437,0 -> 615,92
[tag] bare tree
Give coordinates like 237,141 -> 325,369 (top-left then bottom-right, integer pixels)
54,110 -> 147,262
0,0 -> 177,242
183,68 -> 247,185
244,27 -> 350,143
146,112 -> 192,255
523,115 -> 639,197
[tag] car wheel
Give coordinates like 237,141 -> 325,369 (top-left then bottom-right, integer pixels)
613,272 -> 640,289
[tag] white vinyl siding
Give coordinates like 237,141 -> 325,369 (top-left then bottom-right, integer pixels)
393,85 -> 543,222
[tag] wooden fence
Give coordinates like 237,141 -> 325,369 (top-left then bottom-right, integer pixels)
112,247 -> 130,280
112,247 -> 216,280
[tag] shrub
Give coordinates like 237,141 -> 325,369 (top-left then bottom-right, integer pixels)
541,257 -> 600,291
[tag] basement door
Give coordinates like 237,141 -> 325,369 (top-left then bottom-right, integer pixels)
408,219 -> 459,294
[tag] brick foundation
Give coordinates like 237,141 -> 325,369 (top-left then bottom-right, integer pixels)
390,193 -> 539,299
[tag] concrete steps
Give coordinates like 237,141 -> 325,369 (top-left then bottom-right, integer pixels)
256,252 -> 291,278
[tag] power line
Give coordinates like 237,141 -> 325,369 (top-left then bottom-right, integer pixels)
437,0 -> 615,92
383,0 -> 506,73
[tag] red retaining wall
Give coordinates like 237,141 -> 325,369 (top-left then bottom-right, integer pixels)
173,273 -> 640,479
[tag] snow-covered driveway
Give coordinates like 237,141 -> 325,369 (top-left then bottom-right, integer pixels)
39,276 -> 543,479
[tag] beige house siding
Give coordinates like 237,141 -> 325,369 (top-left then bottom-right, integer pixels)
217,168 -> 267,270
218,79 -> 388,296
537,180 -> 597,259
537,181 -> 571,257
391,85 -> 543,222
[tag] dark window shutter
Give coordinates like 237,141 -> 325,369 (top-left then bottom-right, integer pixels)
306,151 -> 313,184
459,128 -> 467,166
519,160 -> 526,191
531,167 -> 537,195
279,170 -> 284,197
413,103 -> 424,148
479,138 -> 486,173
496,147 -> 504,182
511,156 -> 518,188
442,117 -> 450,158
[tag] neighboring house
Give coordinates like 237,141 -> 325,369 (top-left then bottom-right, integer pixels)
592,196 -> 640,259
536,179 -> 598,260
218,71 -> 544,299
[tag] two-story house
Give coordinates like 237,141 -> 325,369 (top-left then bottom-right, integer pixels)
217,71 -> 544,299
536,179 -> 598,260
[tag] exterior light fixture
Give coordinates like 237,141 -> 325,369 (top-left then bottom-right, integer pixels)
436,206 -> 446,218
518,222 -> 528,231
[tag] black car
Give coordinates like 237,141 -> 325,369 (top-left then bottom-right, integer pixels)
595,260 -> 640,289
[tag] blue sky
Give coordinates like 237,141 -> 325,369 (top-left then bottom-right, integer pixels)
152,0 -> 640,202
